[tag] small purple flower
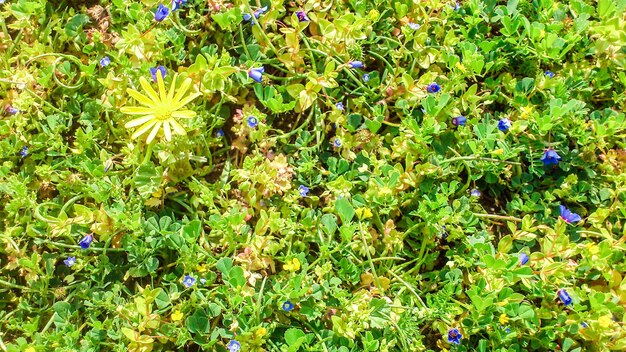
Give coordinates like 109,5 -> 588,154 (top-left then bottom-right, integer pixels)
248,66 -> 265,83
362,73 -> 370,82
545,71 -> 555,78
63,256 -> 76,267
8,107 -> 19,115
408,22 -> 420,30
200,278 -> 206,285
78,234 -> 94,249
452,1 -> 460,10
427,82 -> 440,93
447,328 -> 462,345
581,322 -> 589,328
243,13 -> 253,22
154,4 -> 170,22
335,102 -> 344,111
452,116 -> 467,126
227,340 -> 241,352
540,148 -> 561,165
247,116 -> 258,128
558,289 -> 572,306
183,275 -> 196,287
171,0 -> 185,11
282,300 -> 295,312
296,11 -> 309,22
254,6 -> 268,18
470,189 -> 481,197
559,205 -> 582,224
99,56 -> 111,68
518,253 -> 529,265
19,146 -> 28,158
298,185 -> 309,197
505,327 -> 511,333
333,138 -> 341,148
349,61 -> 364,69
216,129 -> 224,138
150,66 -> 167,82
498,118 -> 511,132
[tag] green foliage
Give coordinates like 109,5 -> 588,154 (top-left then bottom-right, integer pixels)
1,0 -> 626,351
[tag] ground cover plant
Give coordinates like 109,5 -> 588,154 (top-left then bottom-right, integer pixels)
1,0 -> 626,350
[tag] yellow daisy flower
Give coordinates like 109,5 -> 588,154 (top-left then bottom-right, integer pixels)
121,72 -> 201,144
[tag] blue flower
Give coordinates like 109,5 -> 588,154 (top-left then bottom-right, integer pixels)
498,118 -> 511,132
78,234 -> 94,249
558,289 -> 572,306
447,328 -> 462,345
333,138 -> 341,148
20,146 -> 28,158
505,327 -> 511,333
298,185 -> 309,197
154,4 -> 170,22
183,275 -> 196,287
99,56 -> 111,68
254,6 -> 268,18
64,256 -> 76,267
171,0 -> 186,11
440,226 -> 448,240
296,11 -> 309,22
427,82 -> 440,93
200,278 -> 206,285
282,300 -> 295,311
243,6 -> 268,24
362,73 -> 370,82
452,1 -> 460,10
452,116 -> 467,126
150,66 -> 167,82
349,61 -> 364,69
581,321 -> 589,328
518,253 -> 529,265
470,189 -> 481,197
335,102 -> 344,111
559,205 -> 582,224
545,71 -> 555,78
216,129 -> 224,137
248,66 -> 265,83
540,148 -> 561,165
8,106 -> 19,115
247,116 -> 258,128
227,340 -> 241,352
408,22 -> 420,30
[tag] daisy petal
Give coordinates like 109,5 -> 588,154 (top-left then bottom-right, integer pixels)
139,76 -> 160,103
125,115 -> 155,128
167,74 -> 178,103
163,120 -> 172,141
169,119 -> 187,135
172,92 -> 201,110
172,77 -> 192,103
146,121 -> 163,144
171,110 -> 197,119
120,106 -> 156,115
156,72 -> 167,102
127,89 -> 155,106
131,120 -> 158,139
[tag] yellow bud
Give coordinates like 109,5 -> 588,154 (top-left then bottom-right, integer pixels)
171,310 -> 184,322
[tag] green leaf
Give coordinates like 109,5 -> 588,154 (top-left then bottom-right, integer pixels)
182,220 -> 202,243
186,309 -> 210,334
321,214 -> 337,236
285,328 -> 306,347
335,198 -> 355,224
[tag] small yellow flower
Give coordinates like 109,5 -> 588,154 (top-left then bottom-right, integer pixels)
499,313 -> 509,325
171,310 -> 184,322
256,327 -> 267,337
355,207 -> 373,220
598,314 -> 613,328
284,258 -> 301,272
197,264 -> 208,273
121,73 -> 200,144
